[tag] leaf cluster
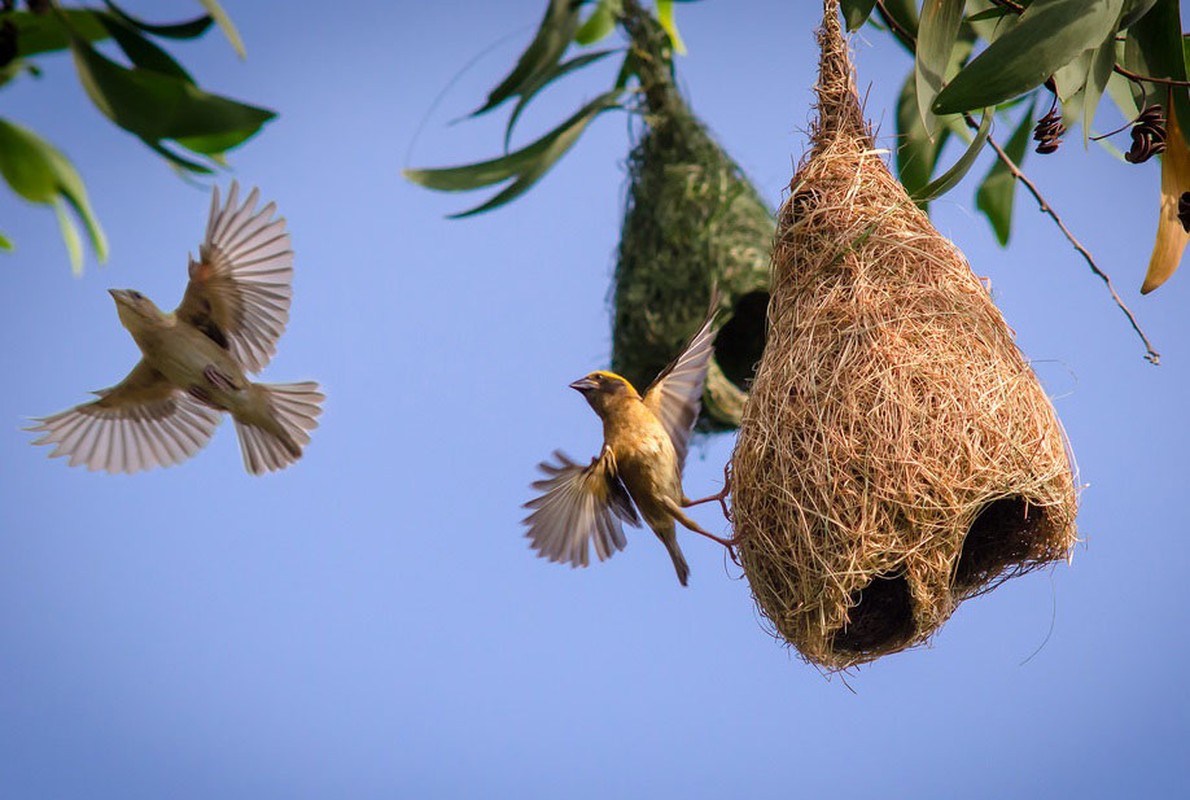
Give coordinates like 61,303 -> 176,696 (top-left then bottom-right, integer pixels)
0,1 -> 272,272
844,0 -> 1188,246
405,0 -> 693,217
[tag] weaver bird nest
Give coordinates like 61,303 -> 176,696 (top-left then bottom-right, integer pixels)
612,10 -> 772,430
729,2 -> 1079,670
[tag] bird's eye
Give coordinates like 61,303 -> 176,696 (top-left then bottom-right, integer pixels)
129,291 -> 143,300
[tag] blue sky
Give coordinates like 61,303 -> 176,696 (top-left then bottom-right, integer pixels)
1,1 -> 1187,797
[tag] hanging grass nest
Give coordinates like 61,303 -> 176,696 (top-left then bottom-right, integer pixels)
612,11 -> 772,430
729,2 -> 1079,670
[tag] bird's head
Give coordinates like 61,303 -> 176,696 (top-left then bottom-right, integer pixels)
570,370 -> 639,416
109,289 -> 166,332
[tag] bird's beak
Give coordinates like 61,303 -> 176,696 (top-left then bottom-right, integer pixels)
569,376 -> 598,393
108,289 -> 130,306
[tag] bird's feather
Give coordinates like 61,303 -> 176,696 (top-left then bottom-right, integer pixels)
27,360 -> 221,474
642,297 -> 718,470
175,181 -> 294,373
523,448 -> 640,568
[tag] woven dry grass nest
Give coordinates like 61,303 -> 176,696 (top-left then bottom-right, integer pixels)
729,2 -> 1079,669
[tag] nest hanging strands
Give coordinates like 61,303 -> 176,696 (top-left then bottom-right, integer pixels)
730,1 -> 1078,669
612,7 -> 773,430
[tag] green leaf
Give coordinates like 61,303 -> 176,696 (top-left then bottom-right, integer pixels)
101,1 -> 213,39
405,91 -> 621,216
965,0 -> 1019,43
1082,38 -> 1116,141
1051,46 -> 1093,105
97,13 -> 193,82
575,0 -> 620,45
53,200 -> 85,275
1124,0 -> 1190,148
1106,51 -> 1144,119
68,34 -> 275,159
197,0 -> 245,58
915,0 -> 965,135
504,49 -> 618,149
967,7 -> 1013,24
473,0 -> 581,117
841,0 -> 878,31
0,119 -> 57,202
976,101 -> 1034,244
656,0 -> 686,55
0,119 -> 107,268
913,108 -> 993,201
173,129 -> 260,155
934,0 -> 1126,115
141,137 -> 217,174
0,232 -> 13,252
12,9 -> 108,57
896,69 -> 950,206
1119,0 -> 1161,28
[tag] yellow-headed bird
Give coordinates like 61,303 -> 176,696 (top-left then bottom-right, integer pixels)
524,299 -> 723,586
29,182 -> 323,475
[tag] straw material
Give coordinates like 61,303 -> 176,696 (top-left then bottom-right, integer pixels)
729,1 -> 1079,669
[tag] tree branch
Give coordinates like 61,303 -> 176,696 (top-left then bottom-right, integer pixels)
1113,64 -> 1190,89
966,114 -> 1161,364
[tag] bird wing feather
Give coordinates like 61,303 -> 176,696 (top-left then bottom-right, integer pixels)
28,360 -> 222,474
641,296 -> 718,471
523,447 -> 640,568
174,181 -> 294,373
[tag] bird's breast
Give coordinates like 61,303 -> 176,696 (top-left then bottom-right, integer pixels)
607,418 -> 680,513
138,324 -> 248,410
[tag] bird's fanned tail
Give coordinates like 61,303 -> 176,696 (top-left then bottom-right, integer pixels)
233,381 -> 324,474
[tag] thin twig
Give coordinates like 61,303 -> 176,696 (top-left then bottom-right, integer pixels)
966,114 -> 1161,364
873,0 -> 914,51
868,3 -> 1161,363
1113,64 -> 1190,89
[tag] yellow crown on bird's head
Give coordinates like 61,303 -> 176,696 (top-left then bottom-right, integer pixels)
569,370 -> 638,400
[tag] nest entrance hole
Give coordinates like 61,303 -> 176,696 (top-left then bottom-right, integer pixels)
952,496 -> 1048,592
831,572 -> 915,654
714,291 -> 769,391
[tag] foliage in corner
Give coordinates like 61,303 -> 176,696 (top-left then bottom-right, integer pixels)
0,0 -> 274,273
404,0 -> 692,217
848,0 -> 1189,304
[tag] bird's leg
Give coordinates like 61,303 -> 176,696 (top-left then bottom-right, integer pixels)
663,497 -> 738,548
682,462 -> 733,523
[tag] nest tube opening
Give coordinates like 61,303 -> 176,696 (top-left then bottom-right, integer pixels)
831,571 -> 916,655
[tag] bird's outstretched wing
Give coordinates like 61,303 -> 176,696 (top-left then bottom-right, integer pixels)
641,295 -> 718,470
175,182 -> 294,373
523,448 -> 640,568
28,360 -> 221,474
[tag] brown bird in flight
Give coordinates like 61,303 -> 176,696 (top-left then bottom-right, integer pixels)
523,298 -> 729,586
29,182 -> 323,475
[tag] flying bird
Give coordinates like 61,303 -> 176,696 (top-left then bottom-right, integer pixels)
523,297 -> 728,586
29,182 -> 323,475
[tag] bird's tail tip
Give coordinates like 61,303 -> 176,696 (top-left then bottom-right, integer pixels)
235,381 -> 324,475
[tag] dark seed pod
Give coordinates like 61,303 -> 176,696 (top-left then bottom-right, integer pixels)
1032,105 -> 1065,155
1125,104 -> 1167,164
